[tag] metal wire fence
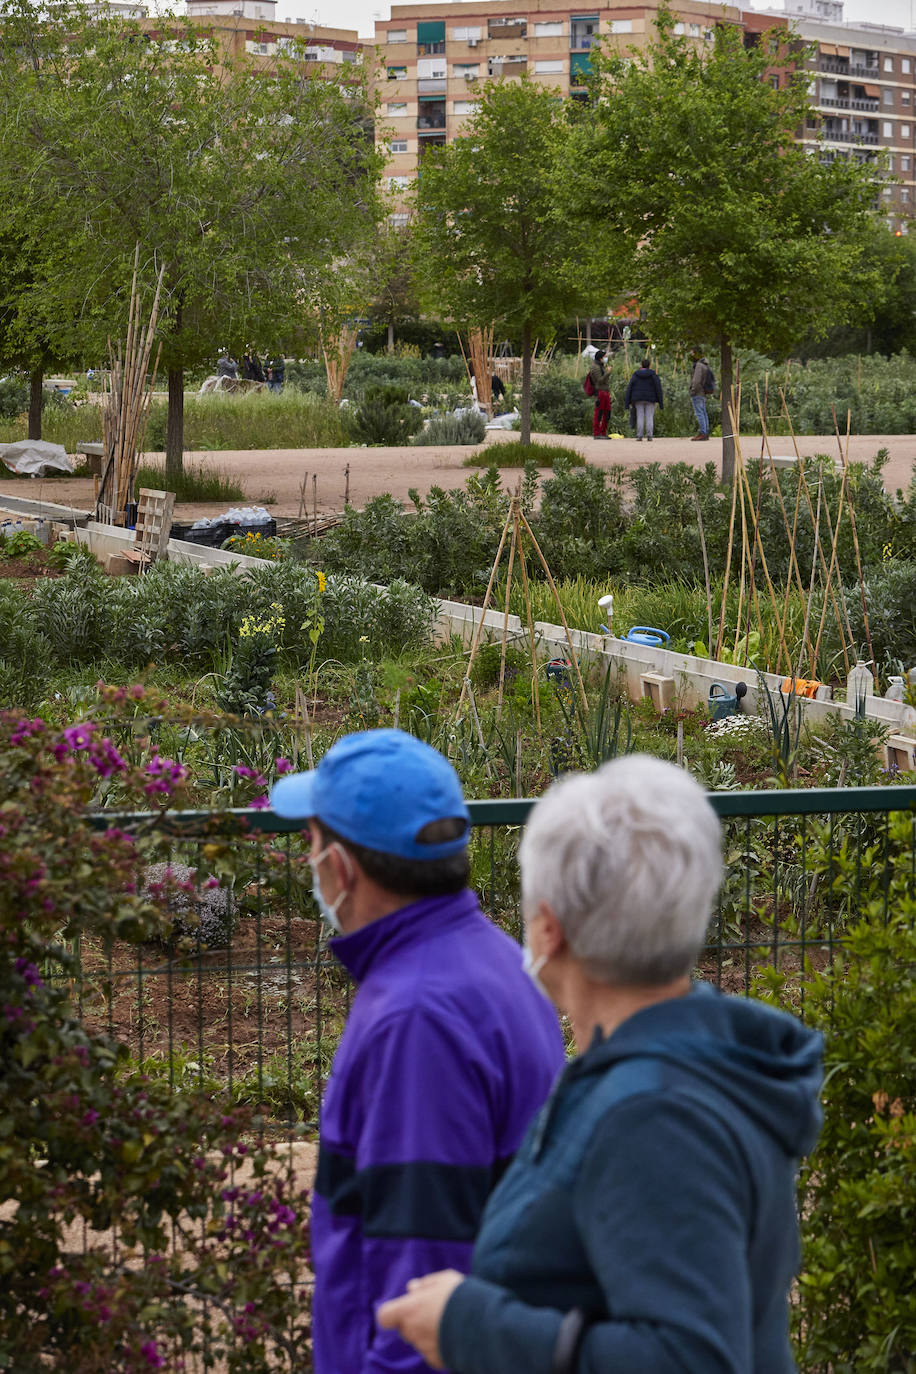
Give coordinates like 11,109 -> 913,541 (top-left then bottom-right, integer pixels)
83,784 -> 916,1138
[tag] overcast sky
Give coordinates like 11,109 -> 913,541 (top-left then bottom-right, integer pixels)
275,0 -> 915,45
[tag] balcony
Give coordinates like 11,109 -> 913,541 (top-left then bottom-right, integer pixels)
819,96 -> 879,111
417,78 -> 447,93
822,129 -> 879,144
417,114 -> 446,130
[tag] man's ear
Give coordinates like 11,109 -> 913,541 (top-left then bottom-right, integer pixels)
535,900 -> 568,959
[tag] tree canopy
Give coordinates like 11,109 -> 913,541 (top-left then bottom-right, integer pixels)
412,76 -> 615,443
0,1 -> 383,472
566,7 -> 880,480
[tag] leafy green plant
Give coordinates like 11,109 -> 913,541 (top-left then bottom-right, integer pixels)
0,528 -> 42,558
756,673 -> 803,785
345,384 -> 424,446
465,440 -> 586,468
759,886 -> 916,1372
412,410 -> 486,445
135,461 -> 244,502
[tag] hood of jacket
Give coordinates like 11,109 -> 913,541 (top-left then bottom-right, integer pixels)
577,981 -> 823,1158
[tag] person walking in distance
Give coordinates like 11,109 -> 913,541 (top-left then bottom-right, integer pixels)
689,349 -> 715,441
624,357 -> 663,441
270,729 -> 565,1374
588,348 -> 612,440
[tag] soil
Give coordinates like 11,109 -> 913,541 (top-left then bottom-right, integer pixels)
0,548 -> 64,581
0,430 -> 912,523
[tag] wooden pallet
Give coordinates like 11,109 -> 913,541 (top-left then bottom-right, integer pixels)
134,487 -> 175,565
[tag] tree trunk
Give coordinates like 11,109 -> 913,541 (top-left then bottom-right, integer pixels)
28,363 -> 44,441
520,322 -> 532,446
720,338 -> 735,488
387,322 -> 395,354
166,366 -> 184,480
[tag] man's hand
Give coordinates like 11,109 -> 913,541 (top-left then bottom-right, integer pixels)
377,1270 -> 465,1370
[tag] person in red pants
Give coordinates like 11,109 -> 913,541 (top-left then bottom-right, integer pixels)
589,349 -> 612,439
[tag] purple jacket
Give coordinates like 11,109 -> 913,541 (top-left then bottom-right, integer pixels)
311,888 -> 566,1374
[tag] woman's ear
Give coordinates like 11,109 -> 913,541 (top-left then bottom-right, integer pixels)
534,901 -> 568,959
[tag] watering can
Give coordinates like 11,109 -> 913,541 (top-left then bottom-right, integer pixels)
624,626 -> 670,648
708,681 -> 747,722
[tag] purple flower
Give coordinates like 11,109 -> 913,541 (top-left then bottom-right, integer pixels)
15,958 -> 43,989
275,757 -> 293,774
63,723 -> 95,751
81,1110 -> 99,1127
247,794 -> 271,809
139,1339 -> 164,1368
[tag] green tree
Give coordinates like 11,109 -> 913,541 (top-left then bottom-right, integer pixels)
411,76 -> 613,444
0,3 -> 382,476
567,9 -> 879,482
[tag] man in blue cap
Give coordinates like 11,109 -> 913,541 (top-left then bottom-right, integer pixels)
271,729 -> 565,1374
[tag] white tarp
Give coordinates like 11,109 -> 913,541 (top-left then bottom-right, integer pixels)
0,440 -> 74,476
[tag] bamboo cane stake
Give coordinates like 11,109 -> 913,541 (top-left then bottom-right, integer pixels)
691,484 -> 714,654
715,443 -> 741,661
734,421 -> 790,673
312,474 -> 318,538
517,508 -> 589,715
514,502 -> 541,736
800,477 -> 823,679
496,499 -> 518,722
779,390 -> 853,667
833,406 -> 875,671
456,503 -> 515,719
733,459 -> 748,666
812,454 -> 850,673
755,387 -> 813,668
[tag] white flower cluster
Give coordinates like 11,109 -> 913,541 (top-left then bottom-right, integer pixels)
706,713 -> 768,739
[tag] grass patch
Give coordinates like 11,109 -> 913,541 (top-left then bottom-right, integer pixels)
464,440 -> 586,468
135,462 -> 244,502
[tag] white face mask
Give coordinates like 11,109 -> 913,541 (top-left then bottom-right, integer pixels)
521,942 -> 551,1000
309,843 -> 349,934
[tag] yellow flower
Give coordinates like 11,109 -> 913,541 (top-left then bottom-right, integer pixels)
316,570 -> 326,594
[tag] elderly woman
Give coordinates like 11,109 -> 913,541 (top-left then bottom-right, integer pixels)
379,754 -> 823,1374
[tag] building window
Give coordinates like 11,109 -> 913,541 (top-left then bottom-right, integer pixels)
387,102 -> 407,114
902,154 -> 911,170
387,66 -> 407,80
771,75 -> 780,89
570,16 -> 598,50
904,124 -> 912,137
903,58 -> 912,73
417,21 -> 446,55
884,56 -> 894,72
388,176 -> 411,189
453,63 -> 480,78
608,18 -> 633,32
904,92 -> 911,104
487,16 -> 527,38
883,186 -> 893,197
570,51 -> 592,80
883,120 -> 893,136
673,22 -> 685,35
451,25 -> 481,40
903,188 -> 911,200
390,213 -> 409,228
390,139 -> 407,153
534,21 -> 563,35
417,57 -> 447,79
535,59 -> 564,72
387,29 -> 407,42
884,89 -> 895,104
453,99 -> 479,115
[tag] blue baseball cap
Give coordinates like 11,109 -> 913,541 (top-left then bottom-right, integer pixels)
270,728 -> 471,861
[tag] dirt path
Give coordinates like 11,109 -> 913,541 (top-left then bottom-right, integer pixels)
2,431 -> 913,522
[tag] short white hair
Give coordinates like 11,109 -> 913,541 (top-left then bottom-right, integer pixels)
518,755 -> 722,986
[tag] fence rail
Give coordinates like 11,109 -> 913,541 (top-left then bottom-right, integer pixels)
76,785 -> 916,1137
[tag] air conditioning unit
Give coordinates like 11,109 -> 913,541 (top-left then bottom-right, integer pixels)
465,71 -> 478,80
468,38 -> 478,47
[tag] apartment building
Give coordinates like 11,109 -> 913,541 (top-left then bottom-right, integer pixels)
375,0 -> 789,216
785,3 -> 916,232
179,0 -> 363,67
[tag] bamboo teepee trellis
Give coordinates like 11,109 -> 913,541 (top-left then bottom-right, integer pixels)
95,250 -> 164,525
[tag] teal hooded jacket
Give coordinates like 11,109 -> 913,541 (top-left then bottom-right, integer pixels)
439,982 -> 823,1374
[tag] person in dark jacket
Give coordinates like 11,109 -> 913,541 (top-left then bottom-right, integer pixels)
271,730 -> 565,1374
623,357 -> 663,441
379,754 -> 824,1374
689,349 -> 715,440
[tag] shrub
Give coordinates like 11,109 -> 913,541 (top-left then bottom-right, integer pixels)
466,440 -> 586,468
0,373 -> 28,420
845,559 -> 916,667
413,410 -> 487,445
135,461 -> 244,502
529,370 -> 593,436
345,384 -> 424,446
0,699 -> 314,1371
